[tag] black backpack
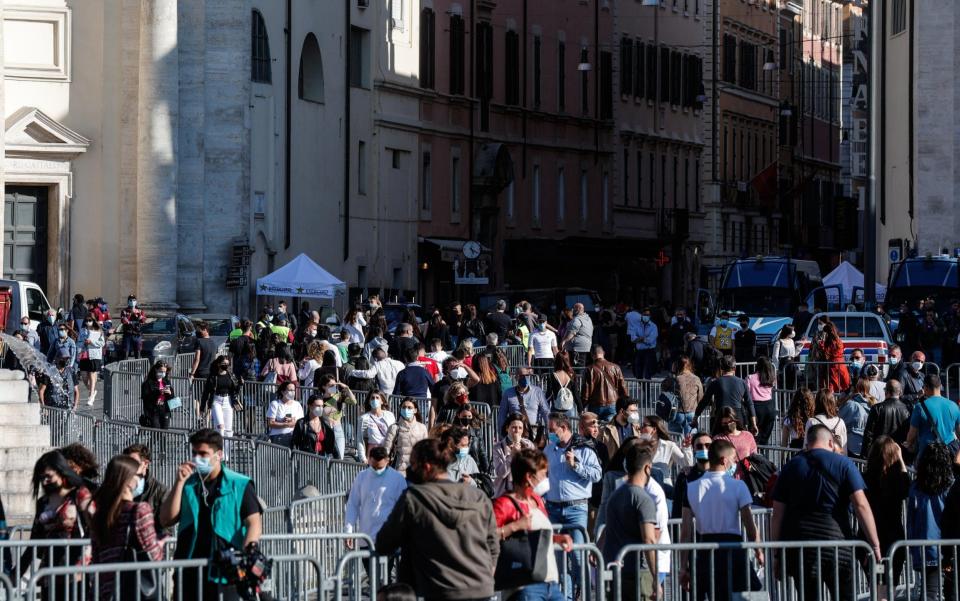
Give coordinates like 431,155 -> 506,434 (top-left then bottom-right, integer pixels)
740,453 -> 778,506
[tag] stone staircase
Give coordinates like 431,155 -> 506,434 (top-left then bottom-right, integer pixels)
0,370 -> 50,521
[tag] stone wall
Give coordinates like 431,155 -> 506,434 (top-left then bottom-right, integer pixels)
0,370 -> 49,520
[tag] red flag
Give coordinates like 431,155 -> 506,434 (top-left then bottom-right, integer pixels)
750,162 -> 778,203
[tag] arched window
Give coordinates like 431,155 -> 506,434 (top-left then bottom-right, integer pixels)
251,10 -> 271,83
299,33 -> 324,103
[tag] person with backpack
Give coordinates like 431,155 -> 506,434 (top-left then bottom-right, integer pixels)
905,373 -> 960,462
382,398 -> 429,475
694,355 -> 758,436
544,350 -> 581,415
672,356 -> 704,436
119,294 -> 146,360
804,388 -> 849,454
498,372 -> 552,434
228,320 -> 257,379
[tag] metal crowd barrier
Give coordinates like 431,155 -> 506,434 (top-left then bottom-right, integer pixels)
885,539 -> 960,601
288,493 -> 349,534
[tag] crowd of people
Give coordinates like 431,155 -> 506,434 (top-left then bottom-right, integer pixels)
11,291 -> 960,600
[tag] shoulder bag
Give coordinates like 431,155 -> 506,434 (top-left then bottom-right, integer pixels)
494,496 -> 552,591
118,514 -> 158,600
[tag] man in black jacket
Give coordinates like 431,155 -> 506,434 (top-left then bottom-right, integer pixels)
694,355 -> 758,434
861,380 -> 912,460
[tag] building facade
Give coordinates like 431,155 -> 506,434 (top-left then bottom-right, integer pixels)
414,0 -> 617,308
612,0 -> 707,309
877,0 -> 960,281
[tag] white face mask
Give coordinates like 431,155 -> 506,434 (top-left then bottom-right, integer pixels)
450,367 -> 468,380
627,412 -> 641,425
533,477 -> 550,497
889,356 -> 900,366
326,385 -> 339,396
311,406 -> 324,417
911,361 -> 924,371
284,390 -> 296,400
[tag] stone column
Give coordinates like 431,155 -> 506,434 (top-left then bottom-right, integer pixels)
175,0 -> 206,312
0,0 -> 6,277
136,0 -> 179,309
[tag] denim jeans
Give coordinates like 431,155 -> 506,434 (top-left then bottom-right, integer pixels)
589,405 -> 617,422
672,411 -> 696,436
514,581 -> 564,601
546,502 -> 588,601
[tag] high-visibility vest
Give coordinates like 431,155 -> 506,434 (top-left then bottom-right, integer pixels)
518,324 -> 530,349
713,325 -> 734,351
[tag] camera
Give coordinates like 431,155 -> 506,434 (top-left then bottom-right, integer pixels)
215,542 -> 273,601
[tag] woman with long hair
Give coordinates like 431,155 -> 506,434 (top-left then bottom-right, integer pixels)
639,415 -> 691,495
781,387 -> 815,448
140,360 -> 175,430
343,307 -> 367,345
493,450 -> 573,601
864,436 -> 909,599
544,350 -> 582,414
266,380 -> 304,447
366,310 -> 390,344
298,340 -> 325,388
78,317 -> 105,407
771,324 -> 802,385
456,339 -> 476,368
711,406 -> 758,467
673,355 -> 704,436
382,397 -> 429,475
360,390 -> 397,460
402,308 -> 425,343
23,451 -> 92,594
91,456 -> 163,599
491,413 -> 536,497
816,322 -> 850,393
745,356 -> 777,445
315,373 -> 357,460
805,388 -> 848,453
290,394 -> 339,458
425,310 -> 451,351
469,353 -> 502,406
200,355 -> 244,450
907,443 -> 955,600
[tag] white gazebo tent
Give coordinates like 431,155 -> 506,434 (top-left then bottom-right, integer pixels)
256,253 -> 346,314
822,260 -> 887,304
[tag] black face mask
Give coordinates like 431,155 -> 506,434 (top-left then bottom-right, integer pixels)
457,417 -> 473,426
42,482 -> 60,495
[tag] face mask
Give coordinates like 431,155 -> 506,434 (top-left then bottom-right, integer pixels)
852,360 -> 864,368
47,316 -> 55,324
889,356 -> 900,366
817,323 -> 825,332
132,477 -> 145,498
84,321 -> 93,327
456,447 -> 470,459
451,367 -> 467,380
372,466 -> 387,476
638,432 -> 654,442
129,301 -> 137,308
21,323 -> 29,331
537,323 -> 546,331
401,408 -> 415,420
641,315 -> 651,323
284,391 -> 296,401
308,330 -> 317,338
627,412 -> 641,425
725,463 -> 737,478
42,481 -> 60,494
788,332 -> 796,339
911,361 -> 924,372
311,406 -> 324,417
694,449 -> 709,461
157,371 -> 166,379
193,455 -> 214,477
370,397 -> 381,409
533,478 -> 550,497
58,330 -> 67,338
326,386 -> 339,396
518,376 -> 528,389
514,307 -> 522,316
547,432 -> 560,445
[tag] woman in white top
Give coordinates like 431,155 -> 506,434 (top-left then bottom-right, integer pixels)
527,318 -> 559,369
359,390 -> 396,461
266,381 -> 305,446
342,308 -> 367,345
804,388 -> 849,453
493,449 -> 573,600
298,341 -> 324,389
639,416 -> 693,492
770,325 -> 802,371
78,318 -> 106,406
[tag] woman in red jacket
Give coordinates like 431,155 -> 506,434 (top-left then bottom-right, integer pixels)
493,449 -> 573,601
816,321 -> 850,393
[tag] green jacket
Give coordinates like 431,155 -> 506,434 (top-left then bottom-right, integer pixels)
175,467 -> 251,582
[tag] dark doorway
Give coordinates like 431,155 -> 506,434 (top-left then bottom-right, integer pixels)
4,185 -> 48,286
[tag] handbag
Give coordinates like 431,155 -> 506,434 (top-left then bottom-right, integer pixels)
118,518 -> 158,600
494,497 -> 551,590
166,396 -> 183,411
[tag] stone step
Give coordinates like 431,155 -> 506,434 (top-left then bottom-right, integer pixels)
0,379 -> 30,404
0,446 -> 50,472
2,492 -> 38,519
0,426 -> 50,448
0,402 -> 41,424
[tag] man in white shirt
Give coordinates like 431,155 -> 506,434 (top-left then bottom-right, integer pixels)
345,446 -> 408,550
350,343 -> 405,395
681,439 -> 762,601
528,315 -> 559,368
